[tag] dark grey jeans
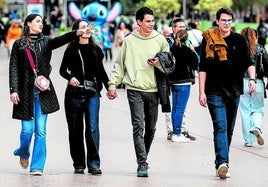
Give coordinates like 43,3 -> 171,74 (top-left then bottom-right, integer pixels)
127,90 -> 158,164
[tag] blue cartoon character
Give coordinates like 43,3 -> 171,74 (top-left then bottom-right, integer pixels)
68,1 -> 122,45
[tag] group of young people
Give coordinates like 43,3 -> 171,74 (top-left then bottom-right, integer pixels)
8,6 -> 266,180
9,14 -> 104,176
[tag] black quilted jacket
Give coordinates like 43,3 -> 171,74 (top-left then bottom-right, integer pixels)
9,31 -> 77,120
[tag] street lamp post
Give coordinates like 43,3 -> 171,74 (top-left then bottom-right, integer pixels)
182,0 -> 186,19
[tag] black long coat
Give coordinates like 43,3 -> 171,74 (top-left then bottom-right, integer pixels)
9,31 -> 78,120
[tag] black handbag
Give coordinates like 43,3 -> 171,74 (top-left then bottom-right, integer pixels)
83,80 -> 97,94
78,49 -> 97,94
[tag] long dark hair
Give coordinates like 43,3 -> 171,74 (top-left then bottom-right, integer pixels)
23,14 -> 42,37
23,14 -> 42,46
68,19 -> 94,47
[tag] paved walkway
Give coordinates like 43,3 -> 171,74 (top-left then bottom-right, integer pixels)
0,45 -> 268,186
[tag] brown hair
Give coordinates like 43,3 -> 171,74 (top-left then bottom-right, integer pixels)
174,29 -> 188,47
240,27 -> 258,55
22,14 -> 42,47
216,7 -> 234,20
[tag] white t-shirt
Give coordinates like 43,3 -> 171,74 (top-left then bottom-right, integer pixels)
187,29 -> 203,48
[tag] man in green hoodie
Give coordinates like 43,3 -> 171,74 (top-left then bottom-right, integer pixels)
107,6 -> 169,177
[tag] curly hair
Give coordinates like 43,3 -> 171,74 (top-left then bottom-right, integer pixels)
240,27 -> 258,55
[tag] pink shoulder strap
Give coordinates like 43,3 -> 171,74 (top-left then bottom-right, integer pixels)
25,48 -> 37,74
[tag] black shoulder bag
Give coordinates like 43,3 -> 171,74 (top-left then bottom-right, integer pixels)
78,49 -> 97,94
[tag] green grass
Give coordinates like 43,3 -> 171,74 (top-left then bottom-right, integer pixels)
199,20 -> 258,32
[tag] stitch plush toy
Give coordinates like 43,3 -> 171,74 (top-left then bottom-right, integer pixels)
68,1 -> 122,45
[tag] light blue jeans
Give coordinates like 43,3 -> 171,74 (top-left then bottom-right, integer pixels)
14,90 -> 48,172
239,78 -> 264,144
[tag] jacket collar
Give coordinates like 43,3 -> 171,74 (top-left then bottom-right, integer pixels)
20,34 -> 45,45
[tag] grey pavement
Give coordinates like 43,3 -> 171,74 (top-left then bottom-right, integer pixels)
0,44 -> 268,187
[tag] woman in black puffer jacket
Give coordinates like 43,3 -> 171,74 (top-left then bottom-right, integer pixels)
9,14 -> 90,176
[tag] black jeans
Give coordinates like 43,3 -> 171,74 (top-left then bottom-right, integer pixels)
64,85 -> 100,170
127,90 -> 158,164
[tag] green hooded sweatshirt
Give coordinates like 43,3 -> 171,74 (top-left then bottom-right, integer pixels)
109,30 -> 169,92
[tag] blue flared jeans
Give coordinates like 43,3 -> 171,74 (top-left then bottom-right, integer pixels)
206,94 -> 240,169
14,90 -> 48,172
171,85 -> 191,135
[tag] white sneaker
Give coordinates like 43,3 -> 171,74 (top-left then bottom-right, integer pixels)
171,134 -> 190,143
30,170 -> 43,176
216,170 -> 231,178
216,163 -> 230,179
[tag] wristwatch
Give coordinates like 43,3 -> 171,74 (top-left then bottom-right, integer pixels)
249,78 -> 256,83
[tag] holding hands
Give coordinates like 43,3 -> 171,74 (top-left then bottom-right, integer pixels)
107,90 -> 118,100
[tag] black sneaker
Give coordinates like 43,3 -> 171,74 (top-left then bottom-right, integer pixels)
88,167 -> 102,175
167,132 -> 173,140
137,162 -> 148,177
74,168 -> 84,174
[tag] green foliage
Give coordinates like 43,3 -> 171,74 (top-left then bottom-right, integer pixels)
120,0 -> 145,15
232,0 -> 251,9
194,0 -> 233,17
199,20 -> 258,34
232,0 -> 266,11
144,0 -> 180,19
